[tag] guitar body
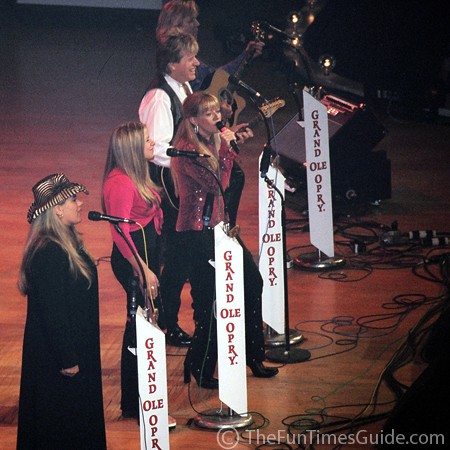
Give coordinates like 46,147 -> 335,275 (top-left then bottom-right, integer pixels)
204,69 -> 246,126
202,23 -> 274,127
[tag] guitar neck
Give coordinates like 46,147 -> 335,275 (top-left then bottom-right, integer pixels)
247,113 -> 262,130
227,39 -> 259,92
236,113 -> 262,134
235,99 -> 286,133
233,51 -> 254,83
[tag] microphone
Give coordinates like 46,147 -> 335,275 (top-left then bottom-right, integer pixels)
261,21 -> 292,40
202,192 -> 214,230
228,75 -> 266,101
259,144 -> 272,178
215,121 -> 240,154
88,211 -> 136,224
167,148 -> 210,158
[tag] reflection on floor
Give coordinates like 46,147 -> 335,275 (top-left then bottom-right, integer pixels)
1,2 -> 449,449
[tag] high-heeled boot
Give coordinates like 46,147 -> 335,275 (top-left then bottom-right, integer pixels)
247,361 -> 279,378
183,364 -> 219,389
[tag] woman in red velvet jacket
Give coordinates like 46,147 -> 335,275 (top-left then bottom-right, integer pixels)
170,92 -> 278,389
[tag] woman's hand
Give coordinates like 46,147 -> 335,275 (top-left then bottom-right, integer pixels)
60,365 -> 79,377
220,128 -> 237,150
128,256 -> 160,298
136,265 -> 160,299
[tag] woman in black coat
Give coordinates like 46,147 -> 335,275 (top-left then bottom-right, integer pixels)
17,173 -> 106,450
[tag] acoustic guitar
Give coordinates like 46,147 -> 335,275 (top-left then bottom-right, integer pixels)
204,22 -> 266,127
235,97 -> 285,134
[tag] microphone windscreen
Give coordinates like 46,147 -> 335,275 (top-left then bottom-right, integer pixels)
88,211 -> 101,221
216,120 -> 226,131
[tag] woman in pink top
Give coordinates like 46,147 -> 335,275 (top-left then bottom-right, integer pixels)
102,121 -> 163,419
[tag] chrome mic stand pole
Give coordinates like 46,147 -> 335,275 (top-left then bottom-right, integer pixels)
254,101 -> 304,349
261,176 -> 311,363
189,160 -> 253,430
113,223 -> 156,321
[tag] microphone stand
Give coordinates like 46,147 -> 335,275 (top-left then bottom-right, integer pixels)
252,97 -> 304,348
113,223 -> 156,321
261,174 -> 311,364
189,158 -> 253,431
247,95 -> 271,145
287,61 -> 304,122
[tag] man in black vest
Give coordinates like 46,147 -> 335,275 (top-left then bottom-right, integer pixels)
140,32 -> 254,348
156,0 -> 263,228
139,32 -> 199,347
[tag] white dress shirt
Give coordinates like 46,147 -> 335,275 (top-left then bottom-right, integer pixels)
138,74 -> 192,168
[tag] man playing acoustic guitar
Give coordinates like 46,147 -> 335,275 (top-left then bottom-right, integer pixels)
156,0 -> 264,230
142,1 -> 275,350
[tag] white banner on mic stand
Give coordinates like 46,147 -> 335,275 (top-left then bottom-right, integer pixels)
258,161 -> 285,334
214,223 -> 248,415
303,91 -> 335,257
135,307 -> 170,450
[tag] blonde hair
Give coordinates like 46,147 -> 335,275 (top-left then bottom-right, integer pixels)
172,91 -> 222,187
102,121 -> 161,211
156,0 -> 198,44
18,206 -> 93,295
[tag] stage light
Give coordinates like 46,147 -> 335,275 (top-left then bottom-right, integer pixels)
318,54 -> 336,75
289,11 -> 300,25
291,35 -> 301,48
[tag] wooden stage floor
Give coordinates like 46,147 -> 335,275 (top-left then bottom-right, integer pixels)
1,3 -> 449,449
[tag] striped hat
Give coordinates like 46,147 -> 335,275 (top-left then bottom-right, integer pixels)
27,173 -> 89,223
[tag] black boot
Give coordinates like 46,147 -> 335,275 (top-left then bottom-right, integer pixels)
183,365 -> 218,389
166,325 -> 192,347
247,361 -> 279,378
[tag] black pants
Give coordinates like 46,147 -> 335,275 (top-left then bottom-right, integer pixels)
110,221 -> 161,415
181,229 -> 266,382
158,195 -> 191,331
158,160 -> 246,331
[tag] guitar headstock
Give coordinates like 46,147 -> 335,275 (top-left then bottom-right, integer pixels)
251,20 -> 301,50
251,21 -> 267,42
259,98 -> 286,118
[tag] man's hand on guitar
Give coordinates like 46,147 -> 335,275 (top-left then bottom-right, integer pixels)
231,123 -> 254,144
245,40 -> 265,59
